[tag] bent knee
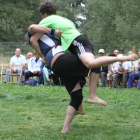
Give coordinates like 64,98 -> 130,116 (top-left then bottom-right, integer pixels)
28,24 -> 36,32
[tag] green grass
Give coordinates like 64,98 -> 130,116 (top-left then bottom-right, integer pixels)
0,83 -> 140,140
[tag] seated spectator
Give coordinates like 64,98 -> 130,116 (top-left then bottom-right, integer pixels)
4,48 -> 26,83
127,51 -> 140,88
24,52 -> 43,86
26,52 -> 33,70
98,49 -> 108,87
114,49 -> 123,57
112,60 -> 131,88
50,71 -> 64,86
40,62 -> 63,86
127,71 -> 140,88
128,51 -> 138,70
107,53 -> 116,88
114,49 -> 123,69
41,63 -> 50,85
138,50 -> 140,71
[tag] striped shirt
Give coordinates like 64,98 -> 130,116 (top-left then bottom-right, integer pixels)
28,31 -> 64,68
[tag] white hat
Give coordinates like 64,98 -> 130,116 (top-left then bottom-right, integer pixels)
117,54 -> 123,57
98,49 -> 105,53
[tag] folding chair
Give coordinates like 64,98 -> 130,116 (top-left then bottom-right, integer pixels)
8,64 -> 23,84
0,63 -> 10,83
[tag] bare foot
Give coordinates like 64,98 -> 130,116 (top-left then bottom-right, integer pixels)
87,96 -> 107,106
61,130 -> 70,133
75,109 -> 85,115
127,53 -> 138,61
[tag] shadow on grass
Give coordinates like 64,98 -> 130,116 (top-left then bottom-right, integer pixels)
25,94 -> 34,100
0,94 -> 7,98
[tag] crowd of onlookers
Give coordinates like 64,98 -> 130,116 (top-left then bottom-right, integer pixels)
3,47 -> 140,88
99,49 -> 140,88
4,48 -> 64,86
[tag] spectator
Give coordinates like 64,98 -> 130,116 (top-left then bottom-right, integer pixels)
127,71 -> 140,88
98,49 -> 105,57
98,49 -> 108,87
50,71 -> 64,86
114,49 -> 123,68
107,53 -> 116,88
138,50 -> 140,71
41,63 -> 50,85
127,70 -> 140,89
41,65 -> 64,86
24,52 -> 43,86
128,51 -> 138,70
4,48 -> 26,83
26,52 -> 33,67
114,50 -> 123,57
112,60 -> 131,88
127,50 -> 140,88
24,52 -> 33,79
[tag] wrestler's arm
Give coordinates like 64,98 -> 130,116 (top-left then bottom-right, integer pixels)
28,24 -> 62,63
29,24 -> 62,37
28,26 -> 46,63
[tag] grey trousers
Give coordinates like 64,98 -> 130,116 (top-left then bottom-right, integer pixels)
100,72 -> 107,87
112,73 -> 129,88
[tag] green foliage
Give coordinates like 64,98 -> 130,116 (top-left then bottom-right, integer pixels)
0,0 -> 41,42
83,0 -> 140,46
1,0 -> 140,47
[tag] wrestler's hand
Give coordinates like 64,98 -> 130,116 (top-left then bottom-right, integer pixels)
55,30 -> 63,37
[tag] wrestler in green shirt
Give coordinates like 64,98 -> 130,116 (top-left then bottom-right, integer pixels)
39,15 -> 81,53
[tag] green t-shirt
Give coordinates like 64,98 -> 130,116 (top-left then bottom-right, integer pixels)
39,15 -> 81,53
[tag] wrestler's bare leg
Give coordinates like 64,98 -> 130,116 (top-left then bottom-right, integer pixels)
88,72 -> 107,106
79,53 -> 138,106
80,53 -> 138,69
61,105 -> 76,133
61,82 -> 84,133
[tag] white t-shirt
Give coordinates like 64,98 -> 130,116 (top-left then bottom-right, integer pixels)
116,61 -> 131,73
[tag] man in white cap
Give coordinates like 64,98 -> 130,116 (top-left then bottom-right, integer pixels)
98,49 -> 108,87
98,49 -> 105,57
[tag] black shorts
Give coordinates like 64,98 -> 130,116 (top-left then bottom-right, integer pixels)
52,53 -> 90,94
69,35 -> 100,74
69,35 -> 94,57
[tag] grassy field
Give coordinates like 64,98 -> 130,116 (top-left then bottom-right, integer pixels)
0,83 -> 140,140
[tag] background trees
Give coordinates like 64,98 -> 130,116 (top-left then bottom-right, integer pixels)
0,0 -> 140,47
83,0 -> 140,46
0,0 -> 41,42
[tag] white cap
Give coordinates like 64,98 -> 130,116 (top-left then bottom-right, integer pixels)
117,54 -> 123,57
98,49 -> 105,53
